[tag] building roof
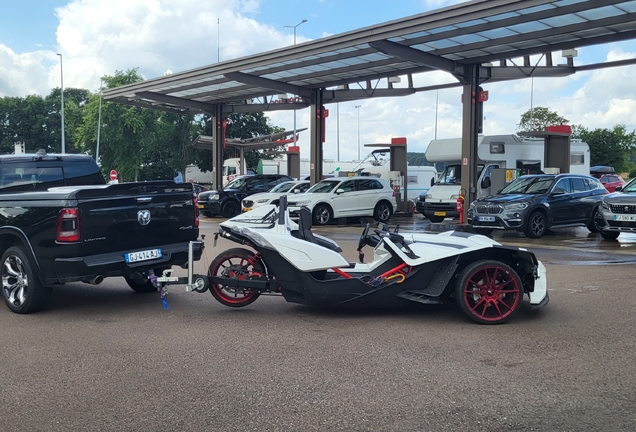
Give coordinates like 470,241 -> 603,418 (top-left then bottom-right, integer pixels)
104,0 -> 636,114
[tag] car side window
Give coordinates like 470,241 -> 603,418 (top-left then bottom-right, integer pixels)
553,178 -> 572,194
571,178 -> 587,193
585,178 -> 603,191
339,180 -> 356,193
356,179 -> 382,191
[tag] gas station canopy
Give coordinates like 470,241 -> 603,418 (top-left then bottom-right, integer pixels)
104,0 -> 636,114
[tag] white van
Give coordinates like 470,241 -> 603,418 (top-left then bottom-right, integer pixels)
422,134 -> 590,222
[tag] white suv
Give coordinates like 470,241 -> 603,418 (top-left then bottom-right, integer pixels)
287,177 -> 397,225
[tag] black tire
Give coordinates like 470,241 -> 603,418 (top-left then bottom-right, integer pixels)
221,200 -> 241,218
202,211 -> 214,218
600,230 -> 620,240
313,204 -> 332,226
587,207 -> 604,233
524,210 -> 547,238
455,260 -> 523,325
1,246 -> 51,314
208,248 -> 263,307
428,215 -> 445,223
473,228 -> 493,236
124,276 -> 158,293
373,201 -> 393,223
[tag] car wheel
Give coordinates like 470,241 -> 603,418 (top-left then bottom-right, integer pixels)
202,211 -> 214,218
313,204 -> 332,226
524,210 -> 547,238
428,215 -> 445,223
600,230 -> 620,240
1,246 -> 51,314
455,260 -> 523,325
373,201 -> 393,222
473,228 -> 493,236
221,200 -> 240,218
587,207 -> 604,233
208,248 -> 263,307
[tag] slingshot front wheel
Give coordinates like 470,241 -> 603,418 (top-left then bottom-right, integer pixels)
455,260 -> 523,324
208,248 -> 264,307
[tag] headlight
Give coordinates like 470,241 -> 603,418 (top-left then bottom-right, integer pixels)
425,194 -> 432,199
601,200 -> 609,210
295,200 -> 312,206
504,203 -> 529,210
469,202 -> 476,209
256,199 -> 269,203
209,194 -> 219,201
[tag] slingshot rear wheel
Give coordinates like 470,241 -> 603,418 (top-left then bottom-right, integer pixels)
208,248 -> 264,307
455,260 -> 523,324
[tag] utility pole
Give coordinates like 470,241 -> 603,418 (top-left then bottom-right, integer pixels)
355,105 -> 361,160
56,53 -> 65,153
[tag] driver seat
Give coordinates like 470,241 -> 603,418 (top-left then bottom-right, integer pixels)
293,206 -> 342,252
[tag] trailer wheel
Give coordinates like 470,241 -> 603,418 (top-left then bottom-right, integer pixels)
208,248 -> 263,307
455,260 -> 523,325
1,246 -> 51,314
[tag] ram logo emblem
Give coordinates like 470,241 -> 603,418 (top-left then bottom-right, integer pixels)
137,210 -> 151,226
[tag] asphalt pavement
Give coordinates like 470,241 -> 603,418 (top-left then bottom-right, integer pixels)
1,216 -> 635,431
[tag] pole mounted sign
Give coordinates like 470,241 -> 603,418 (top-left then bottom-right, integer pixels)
110,170 -> 118,181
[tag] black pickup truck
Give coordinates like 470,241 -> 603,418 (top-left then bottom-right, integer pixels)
0,151 -> 203,314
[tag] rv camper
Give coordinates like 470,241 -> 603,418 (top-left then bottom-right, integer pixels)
422,134 -> 590,222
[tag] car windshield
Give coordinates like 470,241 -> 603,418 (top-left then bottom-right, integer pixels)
500,177 -> 555,194
270,182 -> 297,193
623,180 -> 636,193
436,164 -> 484,185
306,180 -> 340,193
225,177 -> 249,189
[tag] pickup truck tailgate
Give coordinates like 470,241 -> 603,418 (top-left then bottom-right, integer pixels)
73,182 -> 198,255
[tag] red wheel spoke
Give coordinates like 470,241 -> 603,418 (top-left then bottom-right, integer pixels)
491,299 -> 504,317
494,297 -> 513,311
468,296 -> 486,313
496,278 -> 515,288
497,288 -> 519,294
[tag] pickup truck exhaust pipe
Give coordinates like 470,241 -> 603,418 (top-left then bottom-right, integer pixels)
86,275 -> 104,285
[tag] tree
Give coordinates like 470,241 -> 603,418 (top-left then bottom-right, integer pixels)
517,107 -> 569,132
579,125 -> 636,173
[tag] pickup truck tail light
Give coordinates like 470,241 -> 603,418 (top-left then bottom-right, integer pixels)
193,195 -> 200,227
57,208 -> 80,243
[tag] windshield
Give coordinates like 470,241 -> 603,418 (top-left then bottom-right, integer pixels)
500,177 -> 555,194
307,180 -> 340,193
623,179 -> 636,193
225,176 -> 249,189
269,182 -> 297,193
436,164 -> 484,185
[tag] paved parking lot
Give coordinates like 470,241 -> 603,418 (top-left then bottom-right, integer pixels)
1,216 -> 636,431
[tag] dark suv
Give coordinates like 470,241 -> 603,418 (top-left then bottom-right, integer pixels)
467,174 -> 607,238
198,174 -> 293,218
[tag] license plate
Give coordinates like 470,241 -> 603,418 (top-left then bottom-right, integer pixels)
614,214 -> 636,222
125,249 -> 162,263
243,207 -> 252,212
478,216 -> 496,222
434,211 -> 446,216
197,204 -> 204,209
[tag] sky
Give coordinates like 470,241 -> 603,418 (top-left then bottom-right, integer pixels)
2,0 -> 636,162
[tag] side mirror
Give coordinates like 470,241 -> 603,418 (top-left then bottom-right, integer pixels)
615,186 -> 623,192
551,188 -> 565,195
481,176 -> 491,189
293,188 -> 300,194
336,188 -> 345,195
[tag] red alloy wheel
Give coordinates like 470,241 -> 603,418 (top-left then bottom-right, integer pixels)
208,248 -> 264,307
455,260 -> 523,324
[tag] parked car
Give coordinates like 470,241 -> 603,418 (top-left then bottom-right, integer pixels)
598,179 -> 636,240
192,183 -> 209,196
467,174 -> 607,238
198,174 -> 292,218
590,166 -> 615,179
287,177 -> 397,225
598,174 -> 626,193
242,180 -> 310,211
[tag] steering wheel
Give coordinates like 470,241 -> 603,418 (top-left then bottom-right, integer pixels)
358,223 -> 370,251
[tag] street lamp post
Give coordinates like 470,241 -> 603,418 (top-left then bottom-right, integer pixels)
56,53 -> 65,153
284,20 -> 307,153
355,105 -> 361,160
96,79 -> 103,165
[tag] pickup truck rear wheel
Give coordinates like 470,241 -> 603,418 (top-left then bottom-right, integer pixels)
124,276 -> 158,293
208,248 -> 262,307
1,246 -> 51,314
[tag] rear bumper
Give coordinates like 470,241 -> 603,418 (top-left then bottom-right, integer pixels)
52,241 -> 204,284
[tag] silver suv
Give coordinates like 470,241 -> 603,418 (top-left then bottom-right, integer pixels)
598,178 -> 636,240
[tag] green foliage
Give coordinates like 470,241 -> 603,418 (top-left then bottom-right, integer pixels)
407,152 -> 432,166
579,125 -> 636,173
517,107 -> 569,132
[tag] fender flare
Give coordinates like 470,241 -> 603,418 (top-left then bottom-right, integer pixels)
0,227 -> 45,283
